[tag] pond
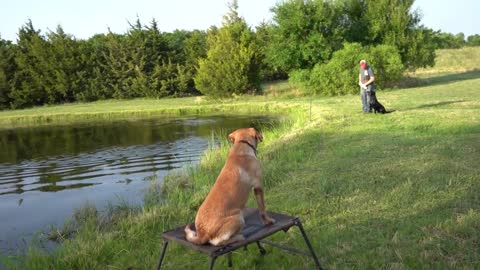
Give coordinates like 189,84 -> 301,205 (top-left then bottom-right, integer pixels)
0,114 -> 276,254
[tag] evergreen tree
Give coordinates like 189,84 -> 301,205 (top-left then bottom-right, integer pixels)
126,19 -> 150,97
184,30 -> 207,68
75,34 -> 113,101
9,20 -> 50,108
46,26 -> 83,103
102,32 -> 135,99
194,0 -> 261,97
0,36 -> 14,109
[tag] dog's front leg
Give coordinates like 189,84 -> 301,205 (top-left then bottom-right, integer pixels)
254,187 -> 275,225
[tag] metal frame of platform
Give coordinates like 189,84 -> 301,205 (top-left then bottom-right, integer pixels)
155,208 -> 322,270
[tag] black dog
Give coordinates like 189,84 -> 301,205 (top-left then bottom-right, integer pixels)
368,91 -> 387,114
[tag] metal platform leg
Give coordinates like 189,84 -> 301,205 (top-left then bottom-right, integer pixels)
227,252 -> 233,268
208,256 -> 217,270
294,219 -> 323,270
155,241 -> 169,270
256,241 -> 267,255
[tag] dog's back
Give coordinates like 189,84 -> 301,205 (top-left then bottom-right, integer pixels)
185,128 -> 272,246
369,92 -> 387,114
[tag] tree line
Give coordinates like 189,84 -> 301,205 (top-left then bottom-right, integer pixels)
432,32 -> 480,49
0,19 -> 209,109
0,0 -> 478,110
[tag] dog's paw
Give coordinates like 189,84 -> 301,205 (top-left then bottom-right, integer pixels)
262,216 -> 276,225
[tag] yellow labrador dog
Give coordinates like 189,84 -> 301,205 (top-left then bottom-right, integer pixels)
184,127 -> 275,246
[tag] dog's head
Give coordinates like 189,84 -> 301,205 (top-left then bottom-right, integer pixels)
228,128 -> 263,147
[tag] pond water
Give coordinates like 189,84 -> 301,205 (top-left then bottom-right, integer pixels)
0,115 -> 275,254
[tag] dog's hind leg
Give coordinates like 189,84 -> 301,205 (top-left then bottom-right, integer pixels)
185,224 -> 210,245
216,233 -> 245,246
209,215 -> 245,246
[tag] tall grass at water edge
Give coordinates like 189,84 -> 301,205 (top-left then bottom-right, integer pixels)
0,97 -> 297,130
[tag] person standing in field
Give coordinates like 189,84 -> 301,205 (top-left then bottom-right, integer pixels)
358,59 -> 375,113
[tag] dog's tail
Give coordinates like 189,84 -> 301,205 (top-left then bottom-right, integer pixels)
184,224 -> 209,245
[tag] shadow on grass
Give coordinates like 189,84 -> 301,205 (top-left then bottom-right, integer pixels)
410,100 -> 469,110
423,69 -> 480,86
402,69 -> 480,89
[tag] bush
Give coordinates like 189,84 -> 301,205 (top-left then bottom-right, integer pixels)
292,42 -> 404,96
368,44 -> 404,88
306,43 -> 367,95
288,69 -> 311,93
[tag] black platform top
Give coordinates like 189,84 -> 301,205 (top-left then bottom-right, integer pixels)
161,208 -> 298,256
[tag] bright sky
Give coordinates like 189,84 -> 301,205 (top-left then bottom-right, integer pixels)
0,0 -> 478,42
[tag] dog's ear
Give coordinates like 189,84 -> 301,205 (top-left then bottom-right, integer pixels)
228,130 -> 236,143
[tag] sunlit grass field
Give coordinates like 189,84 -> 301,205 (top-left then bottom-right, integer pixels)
415,46 -> 480,75
1,48 -> 480,269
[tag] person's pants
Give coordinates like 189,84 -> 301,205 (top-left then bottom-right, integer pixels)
360,86 -> 375,112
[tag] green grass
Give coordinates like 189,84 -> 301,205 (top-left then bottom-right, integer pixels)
415,46 -> 480,75
2,75 -> 478,269
2,47 -> 480,269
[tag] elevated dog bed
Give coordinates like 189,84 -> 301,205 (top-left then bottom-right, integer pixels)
155,208 -> 322,270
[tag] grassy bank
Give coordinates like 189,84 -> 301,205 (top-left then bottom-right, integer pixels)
0,96 -> 300,130
2,72 -> 478,269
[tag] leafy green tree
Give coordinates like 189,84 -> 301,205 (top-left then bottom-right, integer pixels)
363,0 -> 435,69
194,1 -> 261,97
467,34 -> 480,47
454,33 -> 466,47
269,0 -> 435,72
338,0 -> 369,44
255,22 -> 288,80
402,27 -> 436,70
431,31 -> 466,49
267,0 -> 345,72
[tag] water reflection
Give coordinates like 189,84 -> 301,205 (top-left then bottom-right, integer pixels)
0,117 -> 244,164
0,115 -> 275,254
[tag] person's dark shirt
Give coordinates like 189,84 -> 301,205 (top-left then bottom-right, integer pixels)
359,66 -> 375,85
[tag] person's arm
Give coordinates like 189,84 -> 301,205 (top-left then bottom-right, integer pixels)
359,74 -> 366,89
364,75 -> 375,86
364,68 -> 375,86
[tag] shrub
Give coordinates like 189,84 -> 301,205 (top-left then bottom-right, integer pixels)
308,43 -> 367,95
368,44 -> 404,88
288,69 -> 311,93
293,42 -> 404,96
